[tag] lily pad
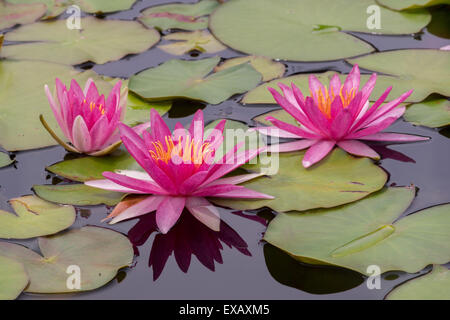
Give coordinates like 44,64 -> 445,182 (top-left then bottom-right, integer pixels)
386,265 -> 450,300
215,56 -> 285,82
264,187 -> 450,274
0,195 -> 75,239
158,30 -> 227,56
8,0 -> 137,18
0,256 -> 28,300
138,0 -> 219,31
1,17 -> 160,65
0,226 -> 134,293
212,149 -> 387,212
0,1 -> 46,30
34,184 -> 125,206
0,152 -> 13,168
404,98 -> 450,128
129,57 -> 262,104
376,0 -> 450,10
209,0 -> 430,62
124,92 -> 171,127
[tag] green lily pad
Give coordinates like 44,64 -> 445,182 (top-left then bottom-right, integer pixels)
0,256 -> 28,300
386,265 -> 450,300
158,30 -> 227,56
0,1 -> 46,30
1,17 -> 160,65
138,0 -> 219,31
212,149 -> 387,212
34,184 -> 126,206
264,187 -> 450,274
215,56 -> 285,82
0,195 -> 75,239
7,0 -> 137,18
124,92 -> 171,127
0,152 -> 13,168
404,98 -> 450,128
376,0 -> 450,10
129,57 -> 262,105
209,0 -> 430,62
0,226 -> 133,293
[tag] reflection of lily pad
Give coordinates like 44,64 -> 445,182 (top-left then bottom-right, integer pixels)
386,265 -> 450,300
376,0 -> 450,10
212,149 -> 387,212
427,8 -> 450,39
34,184 -> 125,206
158,30 -> 227,55
0,256 -> 28,300
0,226 -> 133,293
0,195 -> 75,239
1,17 -> 160,65
138,0 -> 219,31
0,152 -> 13,168
265,187 -> 450,275
404,98 -> 450,128
215,56 -> 285,82
129,57 -> 262,104
0,1 -> 46,30
210,0 -> 430,62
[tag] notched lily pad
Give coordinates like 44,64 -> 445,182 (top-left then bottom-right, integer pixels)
0,255 -> 28,300
1,17 -> 160,65
34,184 -> 126,206
264,187 -> 450,275
0,1 -> 46,30
386,265 -> 450,300
404,98 -> 450,128
138,0 -> 220,31
212,149 -> 387,212
215,56 -> 285,82
129,57 -> 262,104
0,195 -> 75,239
0,226 -> 134,293
158,30 -> 227,56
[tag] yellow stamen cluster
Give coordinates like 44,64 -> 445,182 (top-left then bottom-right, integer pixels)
149,136 -> 212,165
83,99 -> 105,115
313,87 -> 356,119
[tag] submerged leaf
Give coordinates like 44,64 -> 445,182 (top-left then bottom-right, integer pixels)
215,56 -> 285,82
0,256 -> 28,300
0,226 -> 133,293
0,195 -> 75,239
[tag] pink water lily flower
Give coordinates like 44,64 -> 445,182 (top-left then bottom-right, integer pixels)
85,109 -> 273,234
42,78 -> 148,156
256,65 -> 429,168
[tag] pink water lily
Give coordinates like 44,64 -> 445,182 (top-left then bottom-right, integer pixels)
85,109 -> 272,234
42,78 -> 148,156
256,65 -> 429,168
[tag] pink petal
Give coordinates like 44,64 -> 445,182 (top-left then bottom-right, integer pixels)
358,132 -> 430,142
71,115 -> 92,153
142,158 -> 178,194
45,84 -> 70,139
253,126 -> 300,138
185,197 -> 220,231
84,78 -> 100,102
346,117 -> 399,139
337,140 -> 380,160
85,179 -> 149,194
193,184 -> 244,197
188,109 -> 204,142
308,74 -> 325,104
110,195 -> 164,224
204,119 -> 226,152
103,171 -> 168,194
302,140 -> 335,168
343,65 -> 360,94
267,139 -> 316,152
329,74 -> 341,96
89,115 -> 109,151
301,97 -> 331,137
131,122 -> 151,137
156,196 -> 186,234
212,187 -> 274,199
360,73 -> 377,104
150,108 -> 171,142
267,116 -> 320,139
179,171 -> 209,195
330,109 -> 353,140
115,170 -> 155,181
207,173 -> 263,186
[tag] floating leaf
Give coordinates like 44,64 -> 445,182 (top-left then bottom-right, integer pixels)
212,149 -> 387,212
7,0 -> 138,18
0,226 -> 133,293
404,98 -> 450,128
138,0 -> 219,31
264,187 -> 450,274
376,0 -> 450,10
386,265 -> 450,300
0,1 -> 46,30
209,0 -> 430,62
0,152 -> 13,168
129,57 -> 262,104
158,30 -> 227,55
124,92 -> 171,127
0,195 -> 75,239
1,17 -> 160,65
0,256 -> 28,300
215,56 -> 285,82
34,184 -> 125,206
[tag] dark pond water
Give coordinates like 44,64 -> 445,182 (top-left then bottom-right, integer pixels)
0,0 -> 449,300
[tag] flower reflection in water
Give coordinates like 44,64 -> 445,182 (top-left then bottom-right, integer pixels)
128,209 -> 265,280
